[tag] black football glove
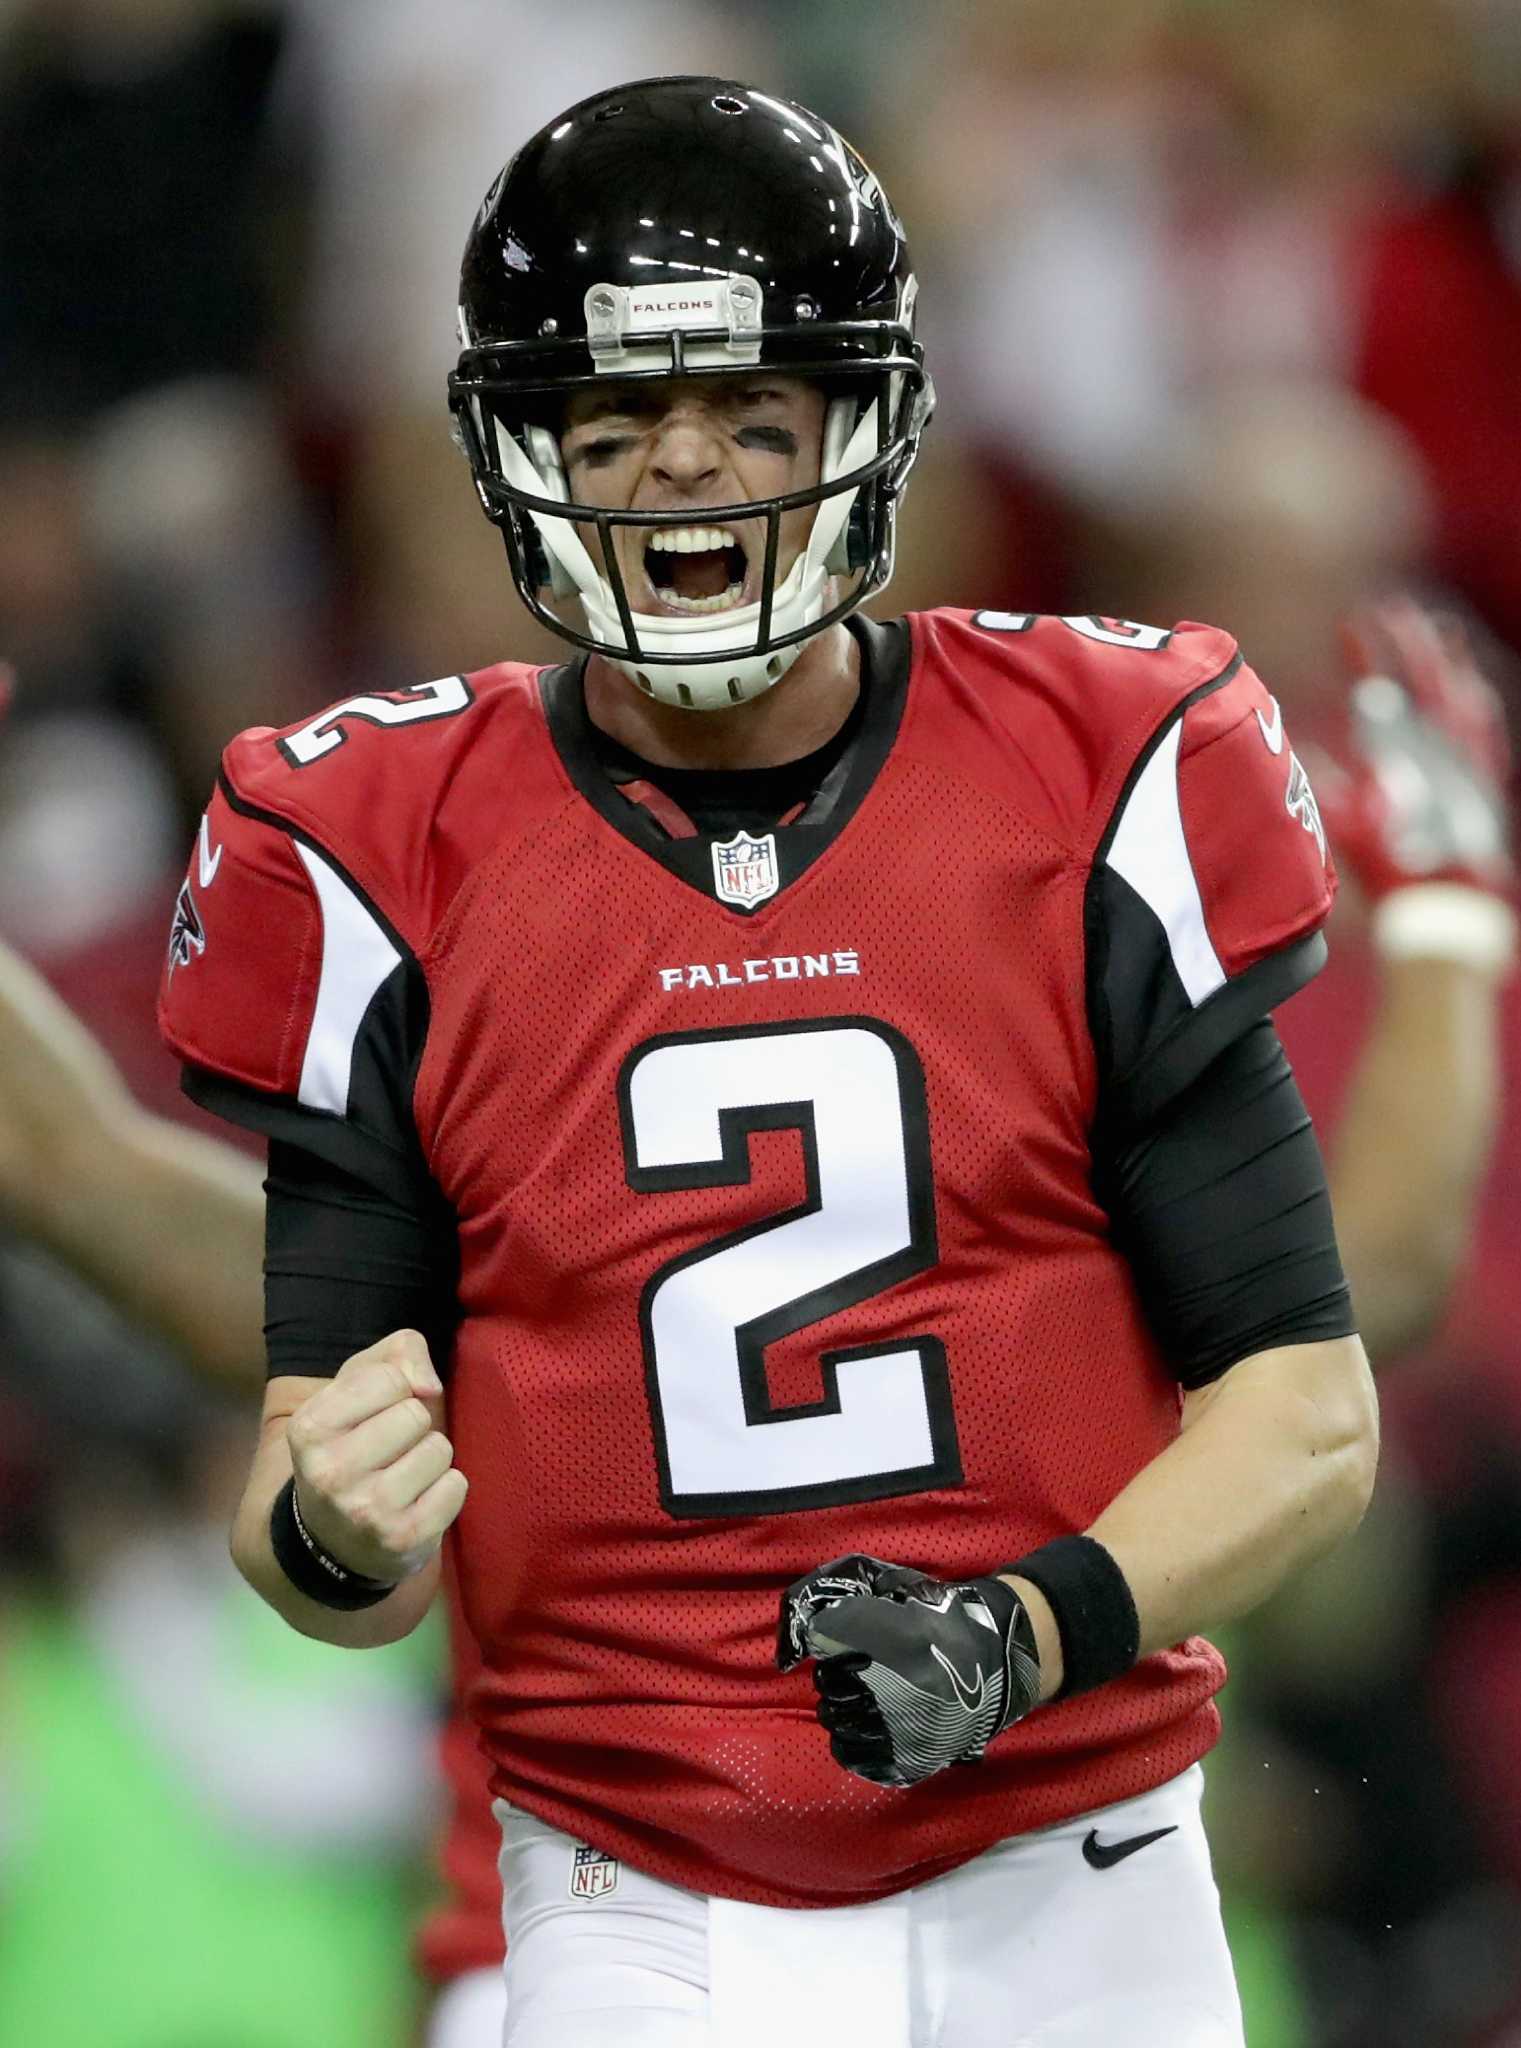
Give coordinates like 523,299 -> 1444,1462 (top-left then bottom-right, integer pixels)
777,1553 -> 1041,1789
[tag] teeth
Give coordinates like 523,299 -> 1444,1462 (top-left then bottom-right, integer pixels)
647,526 -> 738,554
656,581 -> 746,614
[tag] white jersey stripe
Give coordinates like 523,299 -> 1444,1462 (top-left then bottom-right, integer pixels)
293,842 -> 401,1115
1105,720 -> 1225,1008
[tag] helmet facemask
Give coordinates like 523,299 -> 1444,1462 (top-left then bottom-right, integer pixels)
452,316 -> 931,710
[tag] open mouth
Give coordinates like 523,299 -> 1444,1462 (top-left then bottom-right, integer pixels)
641,525 -> 750,615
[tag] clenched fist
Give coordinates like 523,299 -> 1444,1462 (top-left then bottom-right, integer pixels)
286,1329 -> 467,1583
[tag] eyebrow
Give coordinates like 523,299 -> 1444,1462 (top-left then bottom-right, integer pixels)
567,389 -> 651,426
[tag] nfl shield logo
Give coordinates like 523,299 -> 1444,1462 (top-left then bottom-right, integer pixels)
569,1844 -> 620,1900
711,829 -> 779,909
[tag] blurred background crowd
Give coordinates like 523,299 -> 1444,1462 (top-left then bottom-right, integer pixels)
2,2 -> 1521,2043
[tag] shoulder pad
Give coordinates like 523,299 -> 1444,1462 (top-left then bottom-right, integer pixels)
218,660 -> 561,948
159,659 -> 562,1110
158,777 -> 327,1102
908,609 -> 1241,850
1086,635 -> 1336,1122
1103,640 -> 1335,987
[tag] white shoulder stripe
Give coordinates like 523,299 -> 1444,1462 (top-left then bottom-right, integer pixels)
293,842 -> 401,1115
1105,720 -> 1225,1007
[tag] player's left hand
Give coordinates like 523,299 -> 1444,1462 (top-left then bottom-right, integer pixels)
777,1554 -> 1041,1789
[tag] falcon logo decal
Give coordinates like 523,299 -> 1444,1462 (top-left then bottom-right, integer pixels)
167,879 -> 206,975
1285,753 -> 1327,863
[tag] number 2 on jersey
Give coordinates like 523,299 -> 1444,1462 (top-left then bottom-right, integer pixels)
279,676 -> 473,767
618,1018 -> 961,1517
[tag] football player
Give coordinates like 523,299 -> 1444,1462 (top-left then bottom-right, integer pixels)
0,198 -> 1503,2048
0,559 -> 1510,2044
154,76 -> 1384,2047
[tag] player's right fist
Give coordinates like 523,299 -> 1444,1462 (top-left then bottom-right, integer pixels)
285,1330 -> 466,1583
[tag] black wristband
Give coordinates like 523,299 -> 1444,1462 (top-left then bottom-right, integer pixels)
1002,1535 -> 1140,1699
269,1478 -> 398,1612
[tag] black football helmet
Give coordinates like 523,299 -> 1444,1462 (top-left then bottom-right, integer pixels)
449,76 -> 932,709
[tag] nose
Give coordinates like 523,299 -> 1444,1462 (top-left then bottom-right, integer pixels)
648,409 -> 725,493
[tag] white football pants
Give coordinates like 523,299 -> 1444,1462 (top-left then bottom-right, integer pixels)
427,1965 -> 508,2048
485,1763 -> 1244,2048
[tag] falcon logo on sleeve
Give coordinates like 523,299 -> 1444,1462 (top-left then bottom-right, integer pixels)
1285,753 -> 1327,863
166,880 -> 206,975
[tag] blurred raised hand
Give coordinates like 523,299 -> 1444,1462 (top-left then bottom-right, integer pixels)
1317,597 -> 1512,904
1308,598 -> 1515,1366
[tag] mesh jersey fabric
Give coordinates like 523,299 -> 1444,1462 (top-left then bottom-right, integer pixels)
160,609 -> 1336,1909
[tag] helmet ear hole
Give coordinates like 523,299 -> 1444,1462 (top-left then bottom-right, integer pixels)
520,523 -> 555,595
522,422 -> 578,599
844,499 -> 871,572
820,393 -> 876,576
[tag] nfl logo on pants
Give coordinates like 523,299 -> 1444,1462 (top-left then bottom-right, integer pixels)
570,1844 -> 620,1899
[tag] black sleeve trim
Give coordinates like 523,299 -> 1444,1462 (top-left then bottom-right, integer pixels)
180,911 -> 436,1211
182,1065 -> 426,1212
1099,928 -> 1327,1138
1094,1017 -> 1356,1388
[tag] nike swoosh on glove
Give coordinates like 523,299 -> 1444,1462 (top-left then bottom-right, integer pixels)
777,1554 -> 1041,1789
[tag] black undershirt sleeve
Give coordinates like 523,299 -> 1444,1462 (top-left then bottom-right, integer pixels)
263,1138 -> 458,1380
1093,1017 -> 1357,1389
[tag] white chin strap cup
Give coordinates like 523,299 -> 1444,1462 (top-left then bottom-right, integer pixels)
490,397 -> 879,711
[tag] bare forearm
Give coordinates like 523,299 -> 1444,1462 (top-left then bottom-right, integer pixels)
0,941 -> 266,1383
42,1103 -> 266,1385
1007,1338 -> 1378,1692
231,1417 -> 441,1649
1093,1338 -> 1376,1650
1331,956 -> 1502,1362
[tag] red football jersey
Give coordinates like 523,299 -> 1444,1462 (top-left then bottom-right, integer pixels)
160,609 -> 1334,1909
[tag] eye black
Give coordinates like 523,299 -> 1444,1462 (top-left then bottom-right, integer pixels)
735,424 -> 797,455
578,435 -> 631,467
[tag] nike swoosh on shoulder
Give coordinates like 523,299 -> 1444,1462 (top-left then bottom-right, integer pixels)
197,813 -> 223,888
1082,1824 -> 1178,1870
1255,697 -> 1285,755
